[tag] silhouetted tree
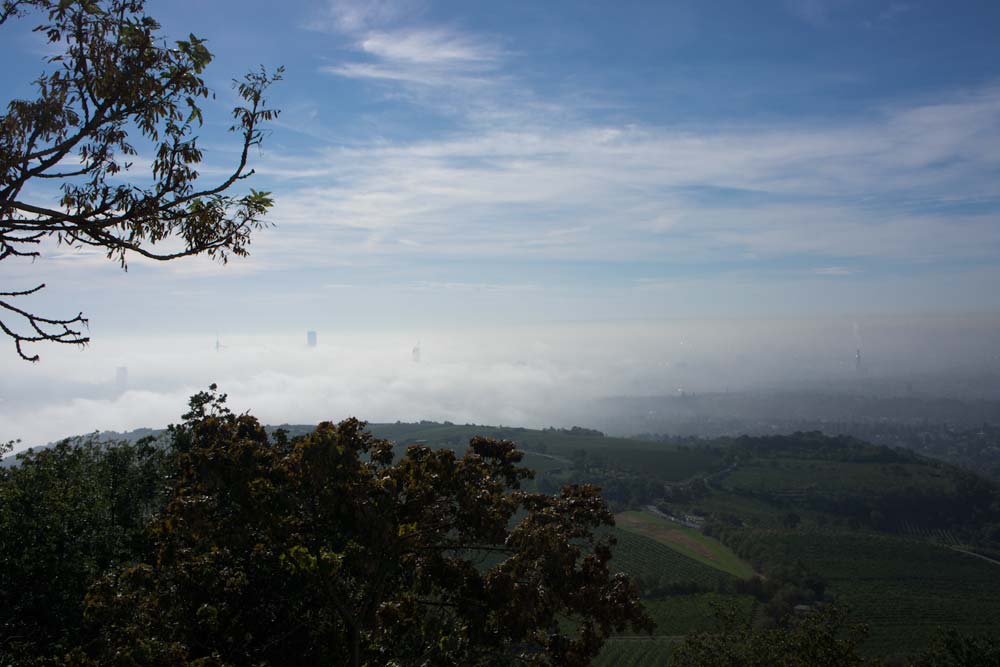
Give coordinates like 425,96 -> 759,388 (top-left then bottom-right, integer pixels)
78,387 -> 652,666
0,0 -> 280,360
0,435 -> 168,662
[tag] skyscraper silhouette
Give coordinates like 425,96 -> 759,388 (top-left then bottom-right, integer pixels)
115,366 -> 128,392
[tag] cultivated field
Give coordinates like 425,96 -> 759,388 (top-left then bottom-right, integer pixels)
616,510 -> 754,579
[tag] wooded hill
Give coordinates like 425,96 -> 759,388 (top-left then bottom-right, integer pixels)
6,418 -> 1000,663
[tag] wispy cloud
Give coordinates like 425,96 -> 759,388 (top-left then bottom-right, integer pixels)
360,28 -> 500,65
248,79 -> 1000,273
308,0 -> 420,33
404,281 -> 540,293
320,59 -> 495,87
814,266 -> 858,276
785,0 -> 838,26
789,0 -> 917,28
27,74 -> 1000,285
878,2 -> 914,22
12,0 -> 997,323
312,0 -> 503,91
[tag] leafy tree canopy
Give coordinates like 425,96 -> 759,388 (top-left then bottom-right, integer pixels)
66,386 -> 652,666
0,434 -> 168,661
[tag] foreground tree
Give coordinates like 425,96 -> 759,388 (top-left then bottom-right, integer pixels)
0,0 -> 280,360
77,387 -> 651,665
0,436 -> 168,662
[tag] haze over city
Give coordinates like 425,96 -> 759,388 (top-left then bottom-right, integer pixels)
3,314 -> 999,448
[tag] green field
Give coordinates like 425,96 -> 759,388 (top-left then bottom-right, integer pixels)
616,511 -> 754,579
642,594 -> 756,636
593,594 -> 756,667
734,529 -> 1000,655
593,637 -> 678,667
722,459 -> 955,497
364,422 -> 727,482
692,492 -> 792,527
367,422 -> 656,454
607,527 -> 737,590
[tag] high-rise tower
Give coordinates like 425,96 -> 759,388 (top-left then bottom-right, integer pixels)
115,366 -> 128,392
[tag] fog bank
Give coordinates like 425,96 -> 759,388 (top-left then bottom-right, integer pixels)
3,315 -> 999,450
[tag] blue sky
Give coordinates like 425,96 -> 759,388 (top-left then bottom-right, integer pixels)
2,0 -> 1000,338
4,0 -> 1000,445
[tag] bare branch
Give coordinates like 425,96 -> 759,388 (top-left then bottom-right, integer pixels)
0,284 -> 89,361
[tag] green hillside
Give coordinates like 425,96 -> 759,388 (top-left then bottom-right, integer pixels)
616,511 -> 754,579
19,420 -> 1000,662
728,530 -> 1000,655
606,526 -> 739,591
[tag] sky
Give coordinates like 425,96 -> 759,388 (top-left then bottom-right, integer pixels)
2,0 -> 1000,446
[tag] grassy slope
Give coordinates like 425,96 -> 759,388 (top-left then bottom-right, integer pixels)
593,595 -> 756,667
616,510 -> 754,579
592,637 -> 678,667
607,527 -> 739,589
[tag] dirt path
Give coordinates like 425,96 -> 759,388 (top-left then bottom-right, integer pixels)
643,503 -> 700,529
522,450 -> 572,465
951,547 -> 1000,567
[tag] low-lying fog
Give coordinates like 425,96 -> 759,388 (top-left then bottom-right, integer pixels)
3,314 -> 999,451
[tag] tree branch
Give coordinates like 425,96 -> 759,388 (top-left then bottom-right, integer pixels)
0,284 -> 89,361
0,0 -> 280,360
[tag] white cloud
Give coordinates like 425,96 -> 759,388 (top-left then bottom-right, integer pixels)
360,28 -> 500,65
785,0 -> 836,25
404,281 -> 539,293
17,79 -> 1000,285
878,3 -> 914,22
814,266 -> 857,276
8,0 -> 999,338
309,0 -> 419,33
312,0 -> 502,93
320,60 -> 494,88
249,81 -> 1000,269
